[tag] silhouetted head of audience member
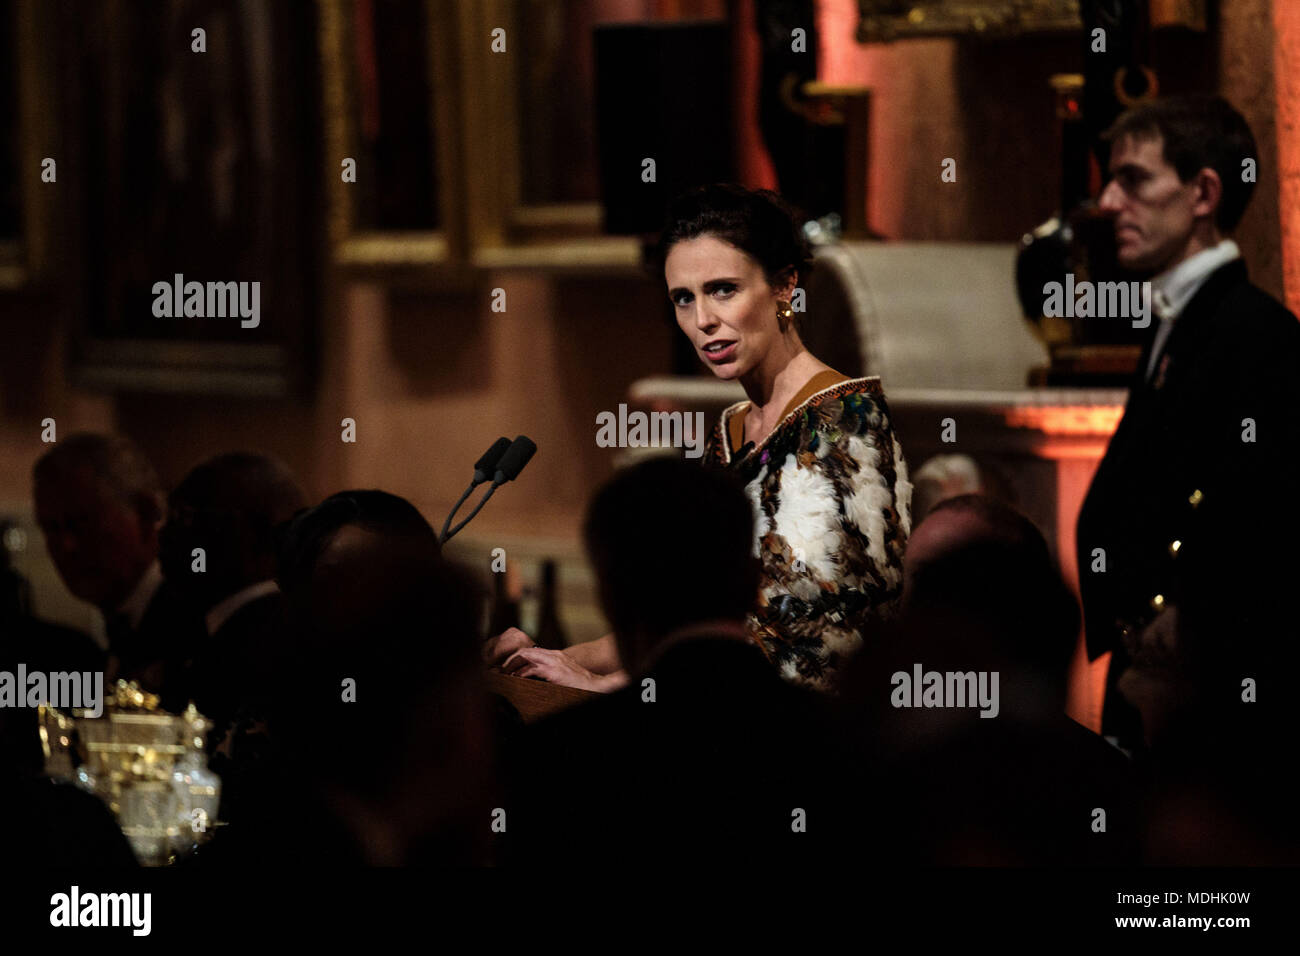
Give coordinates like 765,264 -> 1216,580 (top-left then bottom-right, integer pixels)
903,495 -> 1080,713
274,489 -> 441,608
844,496 -> 1131,866
582,457 -> 758,672
910,453 -> 1018,526
159,452 -> 305,611
32,433 -> 164,611
266,490 -> 490,862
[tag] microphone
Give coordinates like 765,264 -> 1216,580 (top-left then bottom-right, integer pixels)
473,437 -> 513,486
440,435 -> 538,544
441,437 -> 510,543
491,436 -> 537,485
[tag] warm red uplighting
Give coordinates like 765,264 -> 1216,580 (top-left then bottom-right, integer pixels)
734,0 -> 778,188
1002,405 -> 1123,436
1273,0 -> 1300,316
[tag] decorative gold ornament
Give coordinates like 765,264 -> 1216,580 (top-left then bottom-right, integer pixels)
39,681 -> 221,866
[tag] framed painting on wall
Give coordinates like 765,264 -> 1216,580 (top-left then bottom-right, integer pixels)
60,0 -> 322,395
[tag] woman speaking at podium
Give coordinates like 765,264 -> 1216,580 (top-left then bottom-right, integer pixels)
659,183 -> 911,691
489,184 -> 911,693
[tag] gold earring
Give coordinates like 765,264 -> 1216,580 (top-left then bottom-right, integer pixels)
777,301 -> 793,331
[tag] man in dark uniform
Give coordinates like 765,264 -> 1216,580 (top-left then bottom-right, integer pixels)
1077,95 -> 1300,755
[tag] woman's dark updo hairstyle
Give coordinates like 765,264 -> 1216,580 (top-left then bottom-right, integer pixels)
658,183 -> 814,291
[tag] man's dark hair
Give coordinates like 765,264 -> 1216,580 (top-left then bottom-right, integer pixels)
169,452 -> 305,553
275,489 -> 439,598
582,457 -> 758,657
925,494 -> 1051,551
911,495 -> 1080,687
33,432 -> 163,524
1103,94 -> 1258,232
656,183 -> 814,291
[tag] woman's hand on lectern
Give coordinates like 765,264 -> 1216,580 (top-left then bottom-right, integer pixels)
484,627 -> 534,668
500,646 -> 614,692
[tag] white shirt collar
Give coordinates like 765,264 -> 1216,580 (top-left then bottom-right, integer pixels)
1150,238 -> 1240,320
115,560 -> 163,630
205,580 -> 279,636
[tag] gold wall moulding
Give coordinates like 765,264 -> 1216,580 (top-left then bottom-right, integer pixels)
857,0 -> 1206,42
857,0 -> 1081,41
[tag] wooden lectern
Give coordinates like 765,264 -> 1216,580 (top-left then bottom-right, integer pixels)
484,671 -> 598,724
